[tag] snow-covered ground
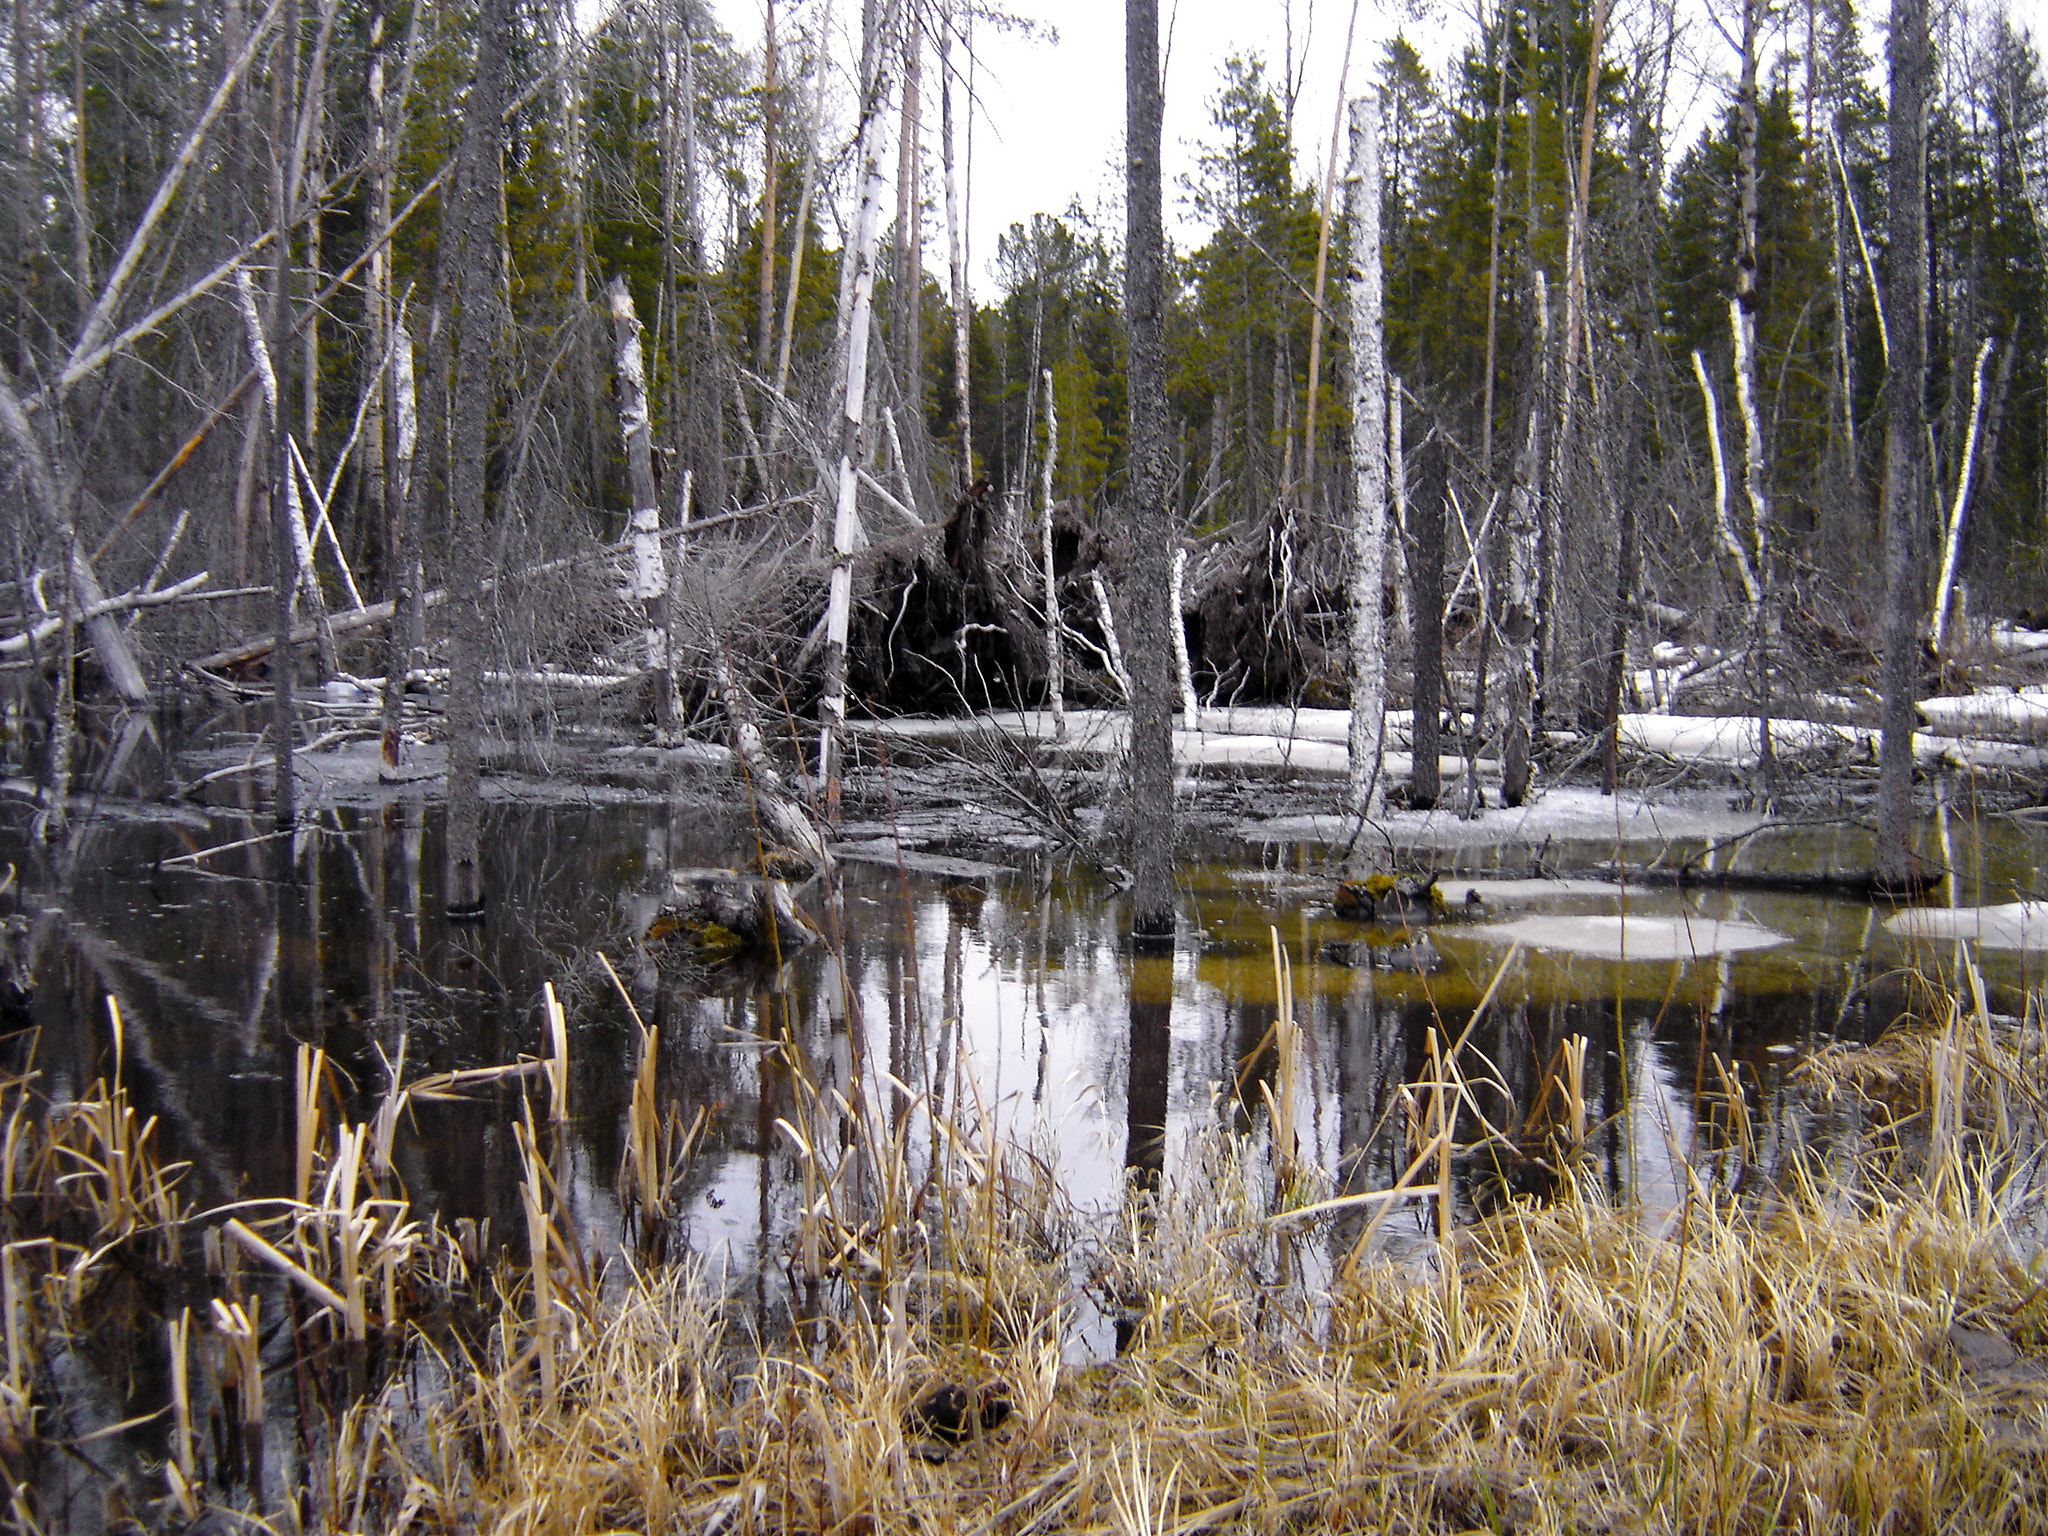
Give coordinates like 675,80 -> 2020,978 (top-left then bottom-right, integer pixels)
854,703 -> 2048,779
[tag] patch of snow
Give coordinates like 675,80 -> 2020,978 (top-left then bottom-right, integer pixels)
1234,786 -> 1773,850
1619,713 -> 1865,765
1458,913 -> 1789,961
1918,688 -> 2048,741
1885,903 -> 2048,952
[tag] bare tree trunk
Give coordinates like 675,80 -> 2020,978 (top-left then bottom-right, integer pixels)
816,21 -> 893,823
891,14 -> 922,395
754,0 -> 779,378
1300,0 -> 1364,502
378,323 -> 418,778
238,271 -> 337,677
1931,336 -> 1994,651
939,1 -> 973,489
1124,0 -> 1176,940
610,276 -> 674,734
1090,570 -> 1134,701
1690,349 -> 1760,613
363,0 -> 391,581
1407,428 -> 1446,810
769,10 -> 831,446
1500,276 -> 1548,809
1479,0 -> 1514,469
267,10 -> 300,833
1039,366 -> 1065,739
1388,378 -> 1411,660
1877,0 -> 1928,887
1345,94 -> 1388,823
442,0 -> 509,918
1172,546 -> 1198,728
1731,0 -> 1776,789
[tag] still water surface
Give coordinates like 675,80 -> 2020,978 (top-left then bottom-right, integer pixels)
7,779 -> 2045,1296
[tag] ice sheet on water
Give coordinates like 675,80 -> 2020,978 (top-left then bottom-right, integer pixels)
1461,913 -> 1789,961
1885,903 -> 2048,952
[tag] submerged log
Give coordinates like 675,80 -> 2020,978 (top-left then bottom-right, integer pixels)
1593,863 -> 1946,902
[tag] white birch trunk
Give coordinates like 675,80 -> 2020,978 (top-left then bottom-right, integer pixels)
1090,571 -> 1133,701
236,270 -> 337,677
1039,366 -> 1066,739
817,59 -> 893,820
609,277 -> 667,676
1172,545 -> 1199,729
1932,336 -> 1995,651
1345,95 -> 1387,820
1729,299 -> 1772,608
379,325 -> 419,777
1691,348 -> 1761,609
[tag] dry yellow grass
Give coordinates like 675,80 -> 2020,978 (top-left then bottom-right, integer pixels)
6,969 -> 2048,1533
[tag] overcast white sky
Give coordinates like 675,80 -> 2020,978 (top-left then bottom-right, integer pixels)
700,0 -> 2048,288
706,0 -> 1425,280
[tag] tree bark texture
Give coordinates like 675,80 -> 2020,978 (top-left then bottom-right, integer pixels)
1407,430 -> 1447,811
1124,0 -> 1176,941
1345,94 -> 1388,823
1877,0 -> 1928,885
442,0 -> 509,918
610,275 -> 674,733
1499,277 -> 1548,808
1039,366 -> 1066,738
379,323 -> 419,776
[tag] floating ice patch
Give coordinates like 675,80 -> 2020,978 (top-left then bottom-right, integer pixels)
1464,914 -> 1789,961
1885,903 -> 2048,952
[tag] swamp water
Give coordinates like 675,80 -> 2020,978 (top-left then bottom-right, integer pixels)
7,760 -> 2046,1298
5,720 -> 2048,1528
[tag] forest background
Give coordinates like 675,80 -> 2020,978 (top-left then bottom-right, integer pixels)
0,0 -> 2043,849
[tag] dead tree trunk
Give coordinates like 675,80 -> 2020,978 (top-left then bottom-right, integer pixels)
378,322 -> 419,777
1039,366 -> 1066,738
1877,0 -> 1928,887
1124,0 -> 1177,941
442,0 -> 509,918
1732,0 -> 1776,789
1500,277 -> 1549,809
1346,94 -> 1388,823
1408,428 -> 1447,811
610,275 -> 674,734
817,15 -> 893,823
940,2 -> 973,489
1931,336 -> 1994,651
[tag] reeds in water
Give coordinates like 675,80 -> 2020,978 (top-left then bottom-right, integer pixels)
6,958 -> 2048,1533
